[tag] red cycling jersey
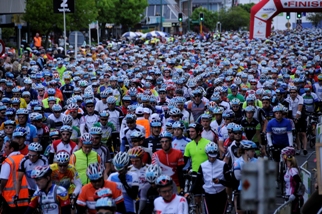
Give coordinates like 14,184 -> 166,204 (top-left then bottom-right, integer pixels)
152,148 -> 184,186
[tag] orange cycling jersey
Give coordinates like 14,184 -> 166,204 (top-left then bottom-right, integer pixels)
152,148 -> 184,186
76,180 -> 124,214
50,163 -> 79,194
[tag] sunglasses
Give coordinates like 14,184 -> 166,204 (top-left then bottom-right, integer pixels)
86,106 -> 94,108
160,140 -> 170,143
97,212 -> 113,214
51,137 -> 60,140
58,164 -> 68,168
233,132 -> 242,135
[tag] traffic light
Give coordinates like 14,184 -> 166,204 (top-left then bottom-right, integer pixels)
199,13 -> 204,21
178,13 -> 183,22
286,12 -> 290,20
297,12 -> 302,18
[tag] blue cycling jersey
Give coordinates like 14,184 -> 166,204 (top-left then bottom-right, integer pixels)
234,157 -> 258,190
17,123 -> 38,145
266,118 -> 292,146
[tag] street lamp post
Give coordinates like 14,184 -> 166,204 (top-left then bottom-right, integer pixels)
160,0 -> 163,31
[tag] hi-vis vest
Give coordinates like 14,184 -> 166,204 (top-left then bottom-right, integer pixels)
73,150 -> 99,185
2,154 -> 29,207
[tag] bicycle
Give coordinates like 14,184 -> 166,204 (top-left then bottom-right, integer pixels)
183,170 -> 206,214
306,113 -> 319,149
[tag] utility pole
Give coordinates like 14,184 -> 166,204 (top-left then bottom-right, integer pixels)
188,0 -> 191,31
160,0 -> 163,31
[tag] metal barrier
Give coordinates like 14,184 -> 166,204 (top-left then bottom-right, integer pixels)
273,201 -> 292,214
300,151 -> 315,203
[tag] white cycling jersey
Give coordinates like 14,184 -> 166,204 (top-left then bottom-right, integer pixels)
154,194 -> 188,214
80,114 -> 100,135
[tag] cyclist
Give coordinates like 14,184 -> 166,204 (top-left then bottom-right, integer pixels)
24,165 -> 71,214
70,133 -> 101,185
233,140 -> 258,214
152,131 -> 185,192
16,108 -> 38,145
143,119 -> 162,153
266,105 -> 293,186
49,125 -> 78,164
127,146 -> 150,213
230,98 -> 243,125
80,99 -> 100,135
120,114 -> 145,152
50,151 -> 82,199
90,126 -> 111,178
93,110 -> 115,149
153,175 -> 188,214
3,120 -> 16,144
48,104 -> 64,130
172,121 -> 190,154
184,123 -> 210,173
241,106 -> 262,146
30,112 -> 50,150
284,155 -> 304,214
141,164 -> 162,214
108,152 -> 139,214
12,127 -> 29,155
76,163 -> 125,214
285,86 -> 305,155
16,142 -> 48,197
62,113 -> 81,143
224,124 -> 244,166
200,113 -> 218,143
190,142 -> 230,214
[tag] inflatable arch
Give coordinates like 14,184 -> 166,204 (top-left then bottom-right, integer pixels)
250,0 -> 322,39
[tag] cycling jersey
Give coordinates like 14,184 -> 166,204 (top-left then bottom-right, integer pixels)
93,122 -> 115,145
143,136 -> 162,153
284,167 -> 300,196
241,118 -> 261,142
106,108 -> 123,132
80,113 -> 100,135
28,184 -> 70,214
184,137 -> 210,172
218,124 -> 229,142
225,141 -> 241,166
18,154 -> 48,190
154,194 -> 188,214
94,100 -> 108,113
120,125 -> 146,152
108,171 -> 139,213
186,100 -> 207,121
76,180 -> 123,214
152,148 -> 184,186
48,113 -> 64,129
172,136 -> 190,154
16,123 -> 38,145
266,118 -> 292,146
50,140 -> 78,156
128,165 -> 148,190
50,163 -> 82,195
92,145 -> 111,164
202,128 -> 218,142
302,92 -> 318,113
233,156 -> 257,190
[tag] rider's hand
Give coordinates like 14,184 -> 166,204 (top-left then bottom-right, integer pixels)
184,193 -> 190,198
13,195 -> 18,203
288,194 -> 296,202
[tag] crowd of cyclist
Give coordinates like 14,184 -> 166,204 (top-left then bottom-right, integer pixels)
0,29 -> 321,214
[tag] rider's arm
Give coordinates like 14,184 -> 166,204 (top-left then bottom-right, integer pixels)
219,163 -> 231,187
177,165 -> 185,189
190,166 -> 204,194
79,116 -> 86,136
266,132 -> 273,147
48,153 -> 54,164
72,173 -> 82,196
120,179 -> 139,200
287,131 -> 293,147
15,171 -> 24,197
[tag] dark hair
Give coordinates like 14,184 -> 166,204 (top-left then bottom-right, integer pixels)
9,141 -> 19,151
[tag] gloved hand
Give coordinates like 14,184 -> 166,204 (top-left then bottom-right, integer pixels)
288,194 -> 296,202
269,145 -> 275,151
13,195 -> 18,205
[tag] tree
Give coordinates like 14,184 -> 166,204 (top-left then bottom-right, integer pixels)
218,7 -> 250,31
238,3 -> 255,13
190,7 -> 217,31
24,0 -> 98,47
113,0 -> 148,32
96,0 -> 117,40
307,13 -> 322,28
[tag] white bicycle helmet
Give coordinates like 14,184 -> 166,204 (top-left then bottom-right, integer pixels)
60,125 -> 72,133
86,163 -> 105,180
112,152 -> 130,171
90,127 -> 103,135
55,151 -> 70,164
145,164 -> 162,183
62,115 -> 73,126
205,142 -> 219,155
81,133 -> 93,145
31,166 -> 52,179
30,112 -> 42,121
28,142 -> 43,152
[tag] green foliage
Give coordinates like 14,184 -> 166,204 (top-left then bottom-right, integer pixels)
216,6 -> 250,31
68,0 -> 98,30
238,3 -> 255,13
306,13 -> 322,28
113,0 -> 148,30
96,0 -> 117,24
190,7 -> 217,31
1,28 -> 15,41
